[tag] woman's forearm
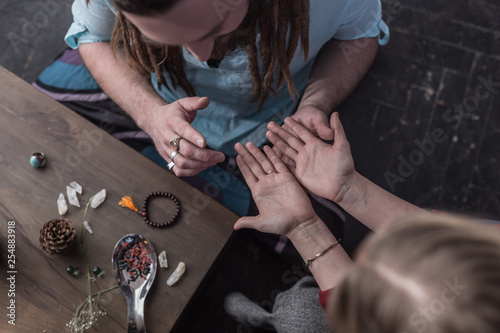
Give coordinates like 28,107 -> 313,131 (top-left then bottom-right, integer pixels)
337,172 -> 428,232
287,216 -> 352,291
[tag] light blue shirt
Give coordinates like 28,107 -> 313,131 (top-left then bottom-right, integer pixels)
65,0 -> 389,155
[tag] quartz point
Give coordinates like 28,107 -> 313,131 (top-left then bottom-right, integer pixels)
158,250 -> 168,268
90,189 -> 106,209
69,181 -> 83,194
83,220 -> 93,235
167,262 -> 186,286
66,186 -> 80,207
57,193 -> 68,215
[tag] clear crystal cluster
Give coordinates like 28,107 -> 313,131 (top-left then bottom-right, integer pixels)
57,183 -> 106,215
57,193 -> 68,215
90,189 -> 106,209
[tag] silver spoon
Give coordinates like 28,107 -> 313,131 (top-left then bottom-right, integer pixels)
112,234 -> 157,333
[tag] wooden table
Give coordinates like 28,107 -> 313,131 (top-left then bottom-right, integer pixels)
0,66 -> 238,332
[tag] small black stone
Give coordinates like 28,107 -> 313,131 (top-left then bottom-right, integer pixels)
66,265 -> 78,276
92,266 -> 103,276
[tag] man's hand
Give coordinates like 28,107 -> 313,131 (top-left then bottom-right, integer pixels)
146,96 -> 225,177
291,104 -> 334,141
79,44 -> 224,177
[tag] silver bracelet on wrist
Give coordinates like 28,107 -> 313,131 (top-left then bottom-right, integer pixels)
306,239 -> 342,267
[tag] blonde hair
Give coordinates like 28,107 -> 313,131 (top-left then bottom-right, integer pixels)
330,215 -> 500,333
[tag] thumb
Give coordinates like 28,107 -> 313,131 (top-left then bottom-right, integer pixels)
178,96 -> 210,112
317,122 -> 334,141
234,216 -> 260,231
330,112 -> 348,144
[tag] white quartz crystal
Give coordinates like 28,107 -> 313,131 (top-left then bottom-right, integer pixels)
69,181 -> 83,194
83,220 -> 93,235
66,186 -> 80,207
158,250 -> 168,269
167,262 -> 185,286
57,193 -> 68,215
90,189 -> 106,209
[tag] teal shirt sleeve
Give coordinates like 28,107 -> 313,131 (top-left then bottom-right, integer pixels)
334,0 -> 390,45
64,0 -> 117,48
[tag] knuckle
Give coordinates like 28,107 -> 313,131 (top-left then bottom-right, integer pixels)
164,116 -> 175,128
198,152 -> 212,163
181,144 -> 194,157
179,125 -> 193,140
176,170 -> 188,177
175,167 -> 191,177
176,159 -> 188,168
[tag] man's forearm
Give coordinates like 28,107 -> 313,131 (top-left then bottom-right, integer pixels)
79,42 -> 167,133
299,37 -> 378,113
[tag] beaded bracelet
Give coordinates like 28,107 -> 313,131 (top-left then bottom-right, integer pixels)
119,192 -> 181,228
306,239 -> 342,267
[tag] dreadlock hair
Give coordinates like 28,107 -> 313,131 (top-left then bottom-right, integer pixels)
101,0 -> 310,111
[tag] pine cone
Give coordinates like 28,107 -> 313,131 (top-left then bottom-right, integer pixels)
39,218 -> 77,255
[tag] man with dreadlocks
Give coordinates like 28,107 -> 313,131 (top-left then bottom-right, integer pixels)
65,0 -> 388,177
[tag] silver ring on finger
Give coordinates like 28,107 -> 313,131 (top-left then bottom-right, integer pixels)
170,150 -> 180,163
167,161 -> 175,173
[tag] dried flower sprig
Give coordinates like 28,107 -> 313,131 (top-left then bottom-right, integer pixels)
66,286 -> 117,332
66,196 -> 118,333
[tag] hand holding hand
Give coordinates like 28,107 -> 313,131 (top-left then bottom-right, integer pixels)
234,142 -> 318,237
146,97 -> 225,176
291,105 -> 334,141
266,112 -> 355,204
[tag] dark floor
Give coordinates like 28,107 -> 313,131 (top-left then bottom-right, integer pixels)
1,0 -> 500,332
341,0 -> 500,221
